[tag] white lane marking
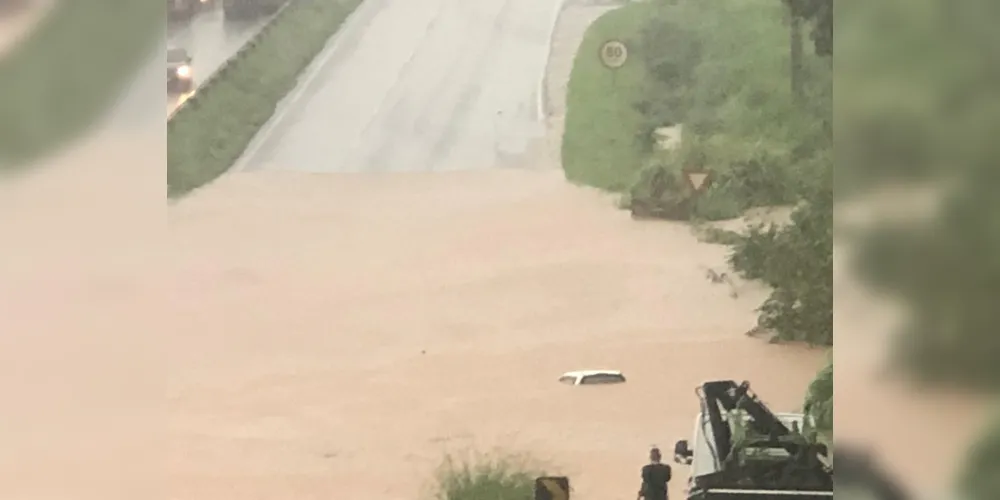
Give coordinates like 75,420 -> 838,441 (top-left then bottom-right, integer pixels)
535,0 -> 569,122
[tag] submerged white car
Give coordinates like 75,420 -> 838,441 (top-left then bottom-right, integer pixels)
558,369 -> 626,386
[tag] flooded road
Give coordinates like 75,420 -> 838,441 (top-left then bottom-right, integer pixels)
168,169 -> 828,500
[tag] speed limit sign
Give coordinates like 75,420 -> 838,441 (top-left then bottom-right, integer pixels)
599,40 -> 628,69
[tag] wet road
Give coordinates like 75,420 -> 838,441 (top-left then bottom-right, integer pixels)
166,5 -> 273,116
236,0 -> 556,173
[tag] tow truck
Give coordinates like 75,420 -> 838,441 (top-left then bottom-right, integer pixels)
672,380 -> 833,499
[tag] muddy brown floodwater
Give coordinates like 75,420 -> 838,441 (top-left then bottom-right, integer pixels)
166,169 -> 827,500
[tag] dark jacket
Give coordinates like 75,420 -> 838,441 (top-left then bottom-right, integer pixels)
641,462 -> 672,500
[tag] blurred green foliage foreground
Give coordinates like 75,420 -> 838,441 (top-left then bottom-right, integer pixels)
0,1 -> 162,169
836,1 -> 1000,496
167,0 -> 363,198
841,0 -> 1000,395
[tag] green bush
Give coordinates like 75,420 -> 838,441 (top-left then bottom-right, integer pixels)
430,452 -> 543,500
803,357 -> 833,433
727,167 -> 832,345
631,3 -> 705,150
626,0 -> 831,218
625,135 -> 792,222
626,154 -> 694,220
167,0 -> 362,198
691,184 -> 745,221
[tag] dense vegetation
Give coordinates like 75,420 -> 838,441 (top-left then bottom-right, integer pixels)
802,355 -> 832,433
430,452 -> 543,500
626,0 -> 831,222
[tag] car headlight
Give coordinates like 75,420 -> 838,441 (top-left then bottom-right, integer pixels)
176,65 -> 192,79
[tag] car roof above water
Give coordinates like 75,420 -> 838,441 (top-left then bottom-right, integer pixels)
561,369 -> 624,378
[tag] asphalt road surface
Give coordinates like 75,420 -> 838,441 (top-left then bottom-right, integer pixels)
166,4 -> 273,116
235,0 -> 553,173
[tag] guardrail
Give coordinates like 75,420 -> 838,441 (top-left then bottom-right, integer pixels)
167,0 -> 292,123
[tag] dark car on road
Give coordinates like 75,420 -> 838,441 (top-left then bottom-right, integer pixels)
167,47 -> 194,93
222,0 -> 285,20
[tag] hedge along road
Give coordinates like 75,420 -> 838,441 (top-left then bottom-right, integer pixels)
231,0 -> 554,173
166,4 -> 274,116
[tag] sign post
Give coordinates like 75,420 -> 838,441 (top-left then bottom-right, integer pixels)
599,39 -> 629,88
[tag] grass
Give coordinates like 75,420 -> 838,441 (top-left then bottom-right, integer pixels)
430,451 -> 545,500
561,2 -> 653,192
564,0 -> 830,222
167,0 -> 363,198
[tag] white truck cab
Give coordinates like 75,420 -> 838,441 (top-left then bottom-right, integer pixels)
672,381 -> 833,499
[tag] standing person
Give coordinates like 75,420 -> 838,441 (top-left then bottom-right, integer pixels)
638,447 -> 672,500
